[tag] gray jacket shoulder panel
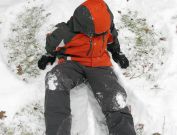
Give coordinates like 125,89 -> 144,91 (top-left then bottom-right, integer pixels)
67,5 -> 95,36
45,23 -> 76,55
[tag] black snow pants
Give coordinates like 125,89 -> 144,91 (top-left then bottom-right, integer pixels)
44,61 -> 136,135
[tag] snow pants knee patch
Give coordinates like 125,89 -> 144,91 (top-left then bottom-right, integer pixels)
85,66 -> 127,112
110,91 -> 127,111
45,66 -> 74,92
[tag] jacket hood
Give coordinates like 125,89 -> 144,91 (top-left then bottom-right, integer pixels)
71,0 -> 111,36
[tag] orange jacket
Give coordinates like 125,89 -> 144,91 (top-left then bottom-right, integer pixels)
45,0 -> 121,67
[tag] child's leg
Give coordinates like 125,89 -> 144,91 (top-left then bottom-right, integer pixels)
85,66 -> 136,135
45,61 -> 85,135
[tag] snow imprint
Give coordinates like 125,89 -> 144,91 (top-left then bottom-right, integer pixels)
116,93 -> 126,109
47,73 -> 58,91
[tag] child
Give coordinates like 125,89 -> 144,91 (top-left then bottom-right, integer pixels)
38,0 -> 136,135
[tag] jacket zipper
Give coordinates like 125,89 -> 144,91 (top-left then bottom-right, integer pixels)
102,34 -> 105,49
87,36 -> 93,56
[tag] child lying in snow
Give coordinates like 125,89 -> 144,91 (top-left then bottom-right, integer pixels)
38,0 -> 136,135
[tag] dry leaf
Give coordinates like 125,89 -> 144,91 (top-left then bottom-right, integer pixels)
34,107 -> 38,110
143,28 -> 150,33
17,65 -> 23,75
118,11 -> 122,14
0,111 -> 7,119
153,133 -> 161,135
159,37 -> 167,41
136,123 -> 144,130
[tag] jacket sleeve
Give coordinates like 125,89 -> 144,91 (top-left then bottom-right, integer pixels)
45,24 -> 63,56
107,21 -> 121,54
45,22 -> 73,56
106,5 -> 121,54
66,17 -> 75,32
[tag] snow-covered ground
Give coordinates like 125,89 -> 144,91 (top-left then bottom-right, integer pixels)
0,0 -> 177,135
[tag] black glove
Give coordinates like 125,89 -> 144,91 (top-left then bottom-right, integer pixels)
112,52 -> 129,69
38,55 -> 56,70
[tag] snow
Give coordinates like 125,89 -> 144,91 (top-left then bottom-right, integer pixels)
116,93 -> 126,109
46,73 -> 58,91
0,0 -> 177,135
0,53 -> 44,119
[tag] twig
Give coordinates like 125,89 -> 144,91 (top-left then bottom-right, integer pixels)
147,63 -> 153,72
130,72 -> 144,79
130,66 -> 145,79
162,116 -> 166,135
